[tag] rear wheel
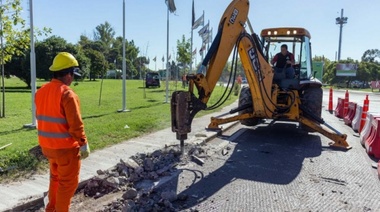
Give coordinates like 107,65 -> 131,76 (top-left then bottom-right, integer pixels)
300,86 -> 323,132
238,86 -> 260,126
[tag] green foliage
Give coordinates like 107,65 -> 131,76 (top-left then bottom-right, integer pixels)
134,56 -> 149,79
5,52 -> 30,87
123,39 -> 140,78
4,19 -> 142,87
0,0 -> 29,64
322,61 -> 338,84
233,83 -> 241,96
93,21 -> 116,49
320,54 -> 380,85
176,35 -> 191,72
6,36 -> 79,87
35,36 -> 78,80
84,48 -> 108,80
361,49 -> 380,63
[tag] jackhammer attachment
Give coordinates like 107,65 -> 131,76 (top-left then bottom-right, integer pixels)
171,91 -> 207,154
171,91 -> 192,141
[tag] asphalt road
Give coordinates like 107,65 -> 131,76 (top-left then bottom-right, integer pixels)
158,89 -> 380,212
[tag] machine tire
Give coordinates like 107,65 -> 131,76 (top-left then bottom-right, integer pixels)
300,86 -> 323,132
238,86 -> 260,126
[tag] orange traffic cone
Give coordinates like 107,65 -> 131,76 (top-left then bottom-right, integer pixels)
328,87 -> 333,113
343,90 -> 349,117
359,95 -> 369,133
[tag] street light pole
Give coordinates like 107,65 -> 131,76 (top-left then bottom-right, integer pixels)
0,0 -> 4,118
165,5 -> 169,103
336,9 -> 348,61
23,0 -> 37,128
118,0 -> 130,112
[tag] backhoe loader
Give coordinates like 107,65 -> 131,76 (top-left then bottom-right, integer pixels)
171,0 -> 351,152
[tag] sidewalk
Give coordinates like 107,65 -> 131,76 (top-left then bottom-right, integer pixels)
0,100 -> 239,211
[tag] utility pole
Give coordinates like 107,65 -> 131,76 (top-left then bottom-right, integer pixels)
336,9 -> 348,61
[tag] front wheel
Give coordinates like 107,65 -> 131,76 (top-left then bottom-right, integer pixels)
300,86 -> 323,132
238,86 -> 261,126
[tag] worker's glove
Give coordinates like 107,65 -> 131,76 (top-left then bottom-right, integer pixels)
80,143 -> 90,160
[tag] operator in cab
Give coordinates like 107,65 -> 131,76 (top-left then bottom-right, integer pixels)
271,44 -> 295,79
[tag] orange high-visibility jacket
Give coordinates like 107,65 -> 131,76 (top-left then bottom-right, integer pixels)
35,79 -> 87,149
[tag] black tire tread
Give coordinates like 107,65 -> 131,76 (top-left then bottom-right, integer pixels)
300,87 -> 323,132
238,86 -> 260,126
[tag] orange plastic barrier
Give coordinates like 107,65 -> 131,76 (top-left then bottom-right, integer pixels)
334,98 -> 344,118
343,102 -> 357,126
365,117 -> 380,158
360,113 -> 380,146
359,95 -> 369,133
343,90 -> 349,117
328,87 -> 333,113
352,105 -> 362,132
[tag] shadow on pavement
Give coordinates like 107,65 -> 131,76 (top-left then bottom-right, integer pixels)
171,122 -> 323,210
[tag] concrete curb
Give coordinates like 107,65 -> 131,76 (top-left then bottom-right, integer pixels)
6,120 -> 239,212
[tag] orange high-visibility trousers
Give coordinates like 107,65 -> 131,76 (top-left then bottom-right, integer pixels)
42,147 -> 80,212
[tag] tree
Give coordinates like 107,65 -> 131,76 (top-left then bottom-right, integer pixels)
134,56 -> 149,79
123,38 -> 140,78
0,0 -> 30,64
6,36 -> 87,87
176,35 -> 191,73
79,34 -> 140,80
78,34 -> 109,80
84,49 -> 108,80
93,21 -> 116,50
322,61 -> 337,85
5,51 -> 30,86
320,56 -> 380,87
35,36 -> 78,80
0,0 -> 34,116
361,49 -> 380,63
361,62 -> 380,81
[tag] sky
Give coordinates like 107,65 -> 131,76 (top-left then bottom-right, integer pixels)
22,0 -> 380,71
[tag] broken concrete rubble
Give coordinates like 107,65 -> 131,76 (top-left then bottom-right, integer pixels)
79,143 -> 208,211
122,188 -> 137,200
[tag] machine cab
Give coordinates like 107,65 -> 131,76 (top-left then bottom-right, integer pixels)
260,27 -> 314,88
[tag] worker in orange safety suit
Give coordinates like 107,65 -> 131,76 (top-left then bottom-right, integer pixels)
35,52 -> 90,212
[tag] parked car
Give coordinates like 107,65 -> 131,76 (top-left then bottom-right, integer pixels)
145,72 -> 160,88
351,80 -> 364,88
335,81 -> 348,88
106,70 -> 122,79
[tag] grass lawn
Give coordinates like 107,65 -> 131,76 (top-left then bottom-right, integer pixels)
0,77 -> 237,180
